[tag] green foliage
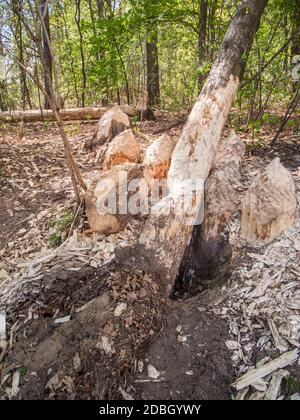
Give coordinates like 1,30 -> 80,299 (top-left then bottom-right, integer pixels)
48,211 -> 74,248
19,367 -> 28,377
284,376 -> 300,395
56,212 -> 74,231
48,232 -> 63,248
64,123 -> 81,136
2,0 -> 299,119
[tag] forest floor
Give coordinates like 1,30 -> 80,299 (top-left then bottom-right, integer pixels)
0,112 -> 300,400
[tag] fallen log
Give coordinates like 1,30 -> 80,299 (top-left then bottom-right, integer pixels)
0,105 -> 137,123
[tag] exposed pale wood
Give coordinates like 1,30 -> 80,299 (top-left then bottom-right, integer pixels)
0,311 -> 6,344
177,132 -> 246,287
138,0 -> 268,293
0,105 -> 137,123
233,349 -> 299,391
241,158 -> 297,246
268,319 -> 288,353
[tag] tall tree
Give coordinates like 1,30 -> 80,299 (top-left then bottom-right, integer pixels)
40,0 -> 53,109
198,0 -> 208,93
145,0 -> 160,108
11,0 -> 32,109
75,0 -> 87,107
146,24 -> 160,107
139,0 -> 269,292
0,26 -> 7,111
291,0 -> 300,59
96,0 -> 104,18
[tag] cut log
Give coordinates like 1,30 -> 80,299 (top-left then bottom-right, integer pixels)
104,129 -> 141,171
138,0 -> 268,294
241,158 -> 297,246
176,132 -> 246,292
0,105 -> 136,123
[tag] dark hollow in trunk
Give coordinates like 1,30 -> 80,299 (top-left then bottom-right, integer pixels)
173,224 -> 233,298
174,132 -> 246,298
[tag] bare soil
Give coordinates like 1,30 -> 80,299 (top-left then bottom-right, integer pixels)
135,302 -> 234,400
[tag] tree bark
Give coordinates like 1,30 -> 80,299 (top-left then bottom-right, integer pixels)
198,0 -> 208,93
0,105 -> 137,123
40,0 -> 53,109
75,0 -> 87,108
11,0 -> 32,109
138,0 -> 269,295
291,0 -> 300,59
96,0 -> 104,17
176,132 -> 246,294
291,0 -> 300,92
0,29 -> 7,111
146,24 -> 160,108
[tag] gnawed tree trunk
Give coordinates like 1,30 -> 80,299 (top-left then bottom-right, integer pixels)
0,105 -> 137,123
138,0 -> 269,295
0,0 -> 269,401
175,132 -> 246,295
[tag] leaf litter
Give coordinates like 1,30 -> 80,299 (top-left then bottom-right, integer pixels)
0,121 -> 300,400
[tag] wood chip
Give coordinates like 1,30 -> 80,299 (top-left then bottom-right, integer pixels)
268,319 -> 288,353
235,387 -> 249,400
118,387 -> 134,400
54,315 -> 71,325
114,303 -> 127,317
0,311 -> 6,346
233,349 -> 299,391
147,364 -> 160,379
264,370 -> 289,400
252,379 -> 268,392
11,371 -> 20,398
100,336 -> 114,355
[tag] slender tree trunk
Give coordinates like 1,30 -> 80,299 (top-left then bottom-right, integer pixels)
138,0 -> 269,294
198,0 -> 208,93
291,0 -> 300,59
146,24 -> 160,108
291,0 -> 300,91
0,30 -> 7,111
94,0 -> 109,105
40,0 -> 53,109
75,0 -> 87,108
60,1 -> 80,107
96,0 -> 104,17
11,0 -> 32,109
